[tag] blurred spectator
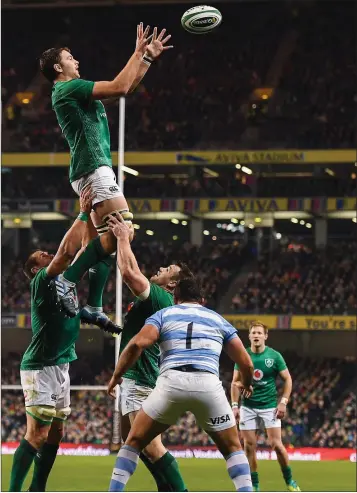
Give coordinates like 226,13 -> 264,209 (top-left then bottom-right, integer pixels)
231,242 -> 357,315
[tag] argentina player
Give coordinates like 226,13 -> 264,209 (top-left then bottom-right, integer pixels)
107,277 -> 254,492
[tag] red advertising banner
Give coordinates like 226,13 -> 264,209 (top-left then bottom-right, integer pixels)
1,443 -> 355,461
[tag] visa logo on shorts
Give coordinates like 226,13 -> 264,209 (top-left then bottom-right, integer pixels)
210,414 -> 231,425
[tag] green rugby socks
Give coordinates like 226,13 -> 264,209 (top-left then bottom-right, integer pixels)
29,442 -> 59,491
9,439 -> 37,491
144,451 -> 187,492
251,471 -> 259,489
282,465 -> 293,484
63,237 -> 107,284
87,256 -> 113,308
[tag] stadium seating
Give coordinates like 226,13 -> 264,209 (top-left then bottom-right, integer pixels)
231,242 -> 357,315
2,241 -> 244,312
2,2 -> 355,151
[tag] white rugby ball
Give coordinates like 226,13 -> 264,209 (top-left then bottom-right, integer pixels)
181,5 -> 222,34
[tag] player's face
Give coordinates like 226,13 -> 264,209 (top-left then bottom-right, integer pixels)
33,250 -> 55,269
58,50 -> 80,79
249,325 -> 267,348
150,264 -> 180,287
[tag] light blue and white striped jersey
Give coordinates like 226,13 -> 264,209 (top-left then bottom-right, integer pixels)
145,303 -> 238,377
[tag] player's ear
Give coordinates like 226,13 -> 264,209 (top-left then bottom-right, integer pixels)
54,63 -> 62,74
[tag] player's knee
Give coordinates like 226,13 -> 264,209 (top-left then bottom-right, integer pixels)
25,426 -> 49,449
244,438 -> 257,452
269,438 -> 283,451
142,440 -> 166,462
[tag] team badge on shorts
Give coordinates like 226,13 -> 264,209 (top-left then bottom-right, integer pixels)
265,358 -> 274,368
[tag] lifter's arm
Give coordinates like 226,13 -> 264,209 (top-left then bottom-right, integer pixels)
107,215 -> 150,297
107,324 -> 159,396
46,188 -> 95,278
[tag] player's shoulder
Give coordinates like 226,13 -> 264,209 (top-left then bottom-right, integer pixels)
31,267 -> 49,285
148,283 -> 173,304
266,346 -> 284,358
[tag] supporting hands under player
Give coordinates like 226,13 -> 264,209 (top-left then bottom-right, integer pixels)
107,214 -> 134,242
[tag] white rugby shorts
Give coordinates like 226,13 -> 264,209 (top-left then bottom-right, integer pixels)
71,166 -> 124,206
20,363 -> 70,419
120,378 -> 153,416
239,406 -> 281,430
142,369 -> 235,432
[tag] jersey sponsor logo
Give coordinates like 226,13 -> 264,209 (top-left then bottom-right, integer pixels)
99,112 -> 107,118
210,414 -> 231,425
253,369 -> 264,381
109,186 -> 119,193
265,358 -> 274,368
51,394 -> 58,401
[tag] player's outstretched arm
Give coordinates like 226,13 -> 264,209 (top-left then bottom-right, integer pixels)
107,324 -> 159,397
107,214 -> 150,297
128,25 -> 173,93
46,187 -> 95,278
225,337 -> 254,391
91,24 -> 152,100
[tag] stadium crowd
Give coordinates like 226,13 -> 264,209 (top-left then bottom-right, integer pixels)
231,241 -> 357,315
1,241 -> 243,313
2,354 -> 355,449
2,168 -> 356,201
2,2 -> 355,152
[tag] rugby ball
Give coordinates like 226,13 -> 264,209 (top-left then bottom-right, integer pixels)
181,5 -> 222,34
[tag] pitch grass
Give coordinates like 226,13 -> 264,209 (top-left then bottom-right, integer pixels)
1,456 -> 356,491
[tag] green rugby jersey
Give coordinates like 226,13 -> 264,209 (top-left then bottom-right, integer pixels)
120,283 -> 174,388
21,268 -> 81,370
235,346 -> 287,409
52,79 -> 112,183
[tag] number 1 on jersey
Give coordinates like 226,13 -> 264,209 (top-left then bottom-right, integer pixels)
186,322 -> 193,349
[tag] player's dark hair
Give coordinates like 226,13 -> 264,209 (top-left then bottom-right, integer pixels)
23,251 -> 40,280
174,276 -> 203,304
175,262 -> 194,281
39,47 -> 71,82
249,320 -> 268,334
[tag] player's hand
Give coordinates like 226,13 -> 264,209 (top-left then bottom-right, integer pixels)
107,376 -> 122,398
107,214 -> 134,242
275,402 -> 287,420
234,381 -> 253,399
146,27 -> 173,60
79,186 -> 96,214
134,22 -> 153,57
233,406 -> 240,424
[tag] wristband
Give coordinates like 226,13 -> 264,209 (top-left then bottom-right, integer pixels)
231,402 -> 239,409
280,397 -> 288,405
78,212 -> 88,222
143,54 -> 154,65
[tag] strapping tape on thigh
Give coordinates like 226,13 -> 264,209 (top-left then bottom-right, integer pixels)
96,223 -> 109,236
26,405 -> 56,422
103,209 -> 134,226
55,407 -> 72,420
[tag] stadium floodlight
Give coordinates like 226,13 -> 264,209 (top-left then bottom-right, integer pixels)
123,166 -> 139,176
171,218 -> 179,224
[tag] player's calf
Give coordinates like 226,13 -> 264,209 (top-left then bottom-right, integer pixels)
208,427 -> 253,492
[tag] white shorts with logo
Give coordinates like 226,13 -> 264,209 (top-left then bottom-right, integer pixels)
20,363 -> 71,420
239,406 -> 281,430
142,369 -> 235,432
120,378 -> 153,416
71,166 -> 124,206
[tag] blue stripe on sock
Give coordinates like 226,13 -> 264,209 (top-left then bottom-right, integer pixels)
228,462 -> 251,479
115,457 -> 136,475
237,487 -> 252,492
109,478 -> 125,492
